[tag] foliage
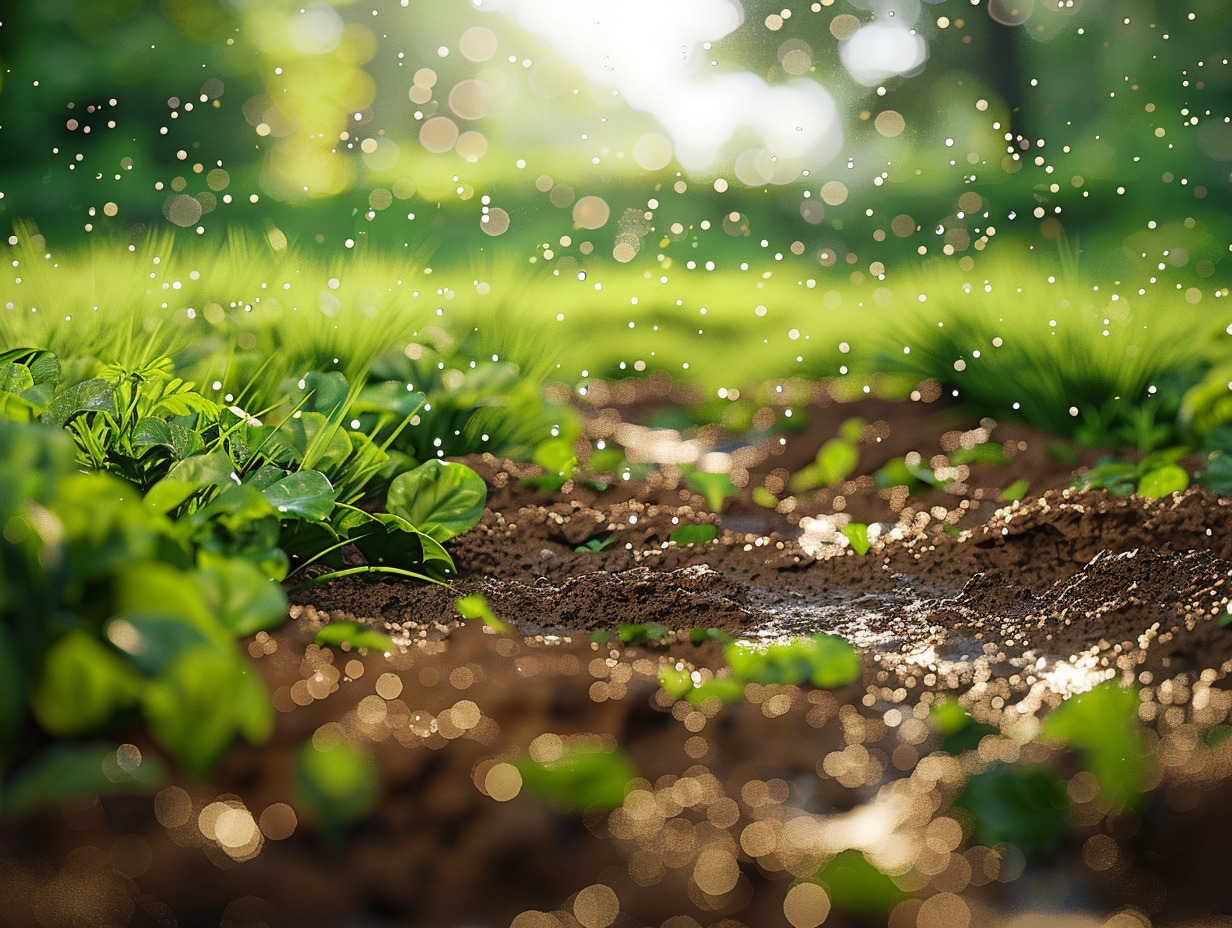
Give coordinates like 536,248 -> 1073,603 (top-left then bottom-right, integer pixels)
617,623 -> 669,646
295,733 -> 381,838
0,346 -> 493,806
1000,479 -> 1031,502
930,696 -> 1000,755
955,765 -> 1072,860
0,419 -> 281,790
669,524 -> 717,546
1071,449 -> 1189,499
790,418 -> 864,493
812,850 -> 908,919
456,593 -> 508,634
660,634 -> 861,707
315,621 -> 394,653
841,523 -> 871,556
682,467 -> 740,512
514,741 -> 638,813
1039,682 -> 1149,813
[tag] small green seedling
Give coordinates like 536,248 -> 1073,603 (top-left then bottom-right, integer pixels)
456,593 -> 508,633
841,522 -> 871,555
669,523 -> 718,545
682,467 -> 740,512
576,536 -> 615,552
617,622 -> 669,645
315,620 -> 394,652
1072,448 -> 1189,499
514,741 -> 638,813
1000,478 -> 1030,502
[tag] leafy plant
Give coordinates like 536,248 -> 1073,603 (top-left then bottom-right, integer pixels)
576,536 -> 614,553
1038,682 -> 1148,813
456,593 -> 507,633
617,622 -> 669,646
682,466 -> 740,512
811,850 -> 909,919
315,621 -> 394,652
669,523 -> 718,546
1072,448 -> 1189,499
513,740 -> 638,813
790,417 -> 864,493
955,765 -> 1071,860
660,634 -> 861,706
841,523 -> 871,555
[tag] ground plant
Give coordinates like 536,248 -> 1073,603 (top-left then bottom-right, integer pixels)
2,0 -> 1232,926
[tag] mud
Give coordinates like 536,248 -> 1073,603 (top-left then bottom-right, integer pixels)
5,395 -> 1232,928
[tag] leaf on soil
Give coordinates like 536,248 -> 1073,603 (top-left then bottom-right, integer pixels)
514,741 -> 638,813
955,764 -> 1071,860
1038,682 -> 1148,813
812,849 -> 908,918
387,459 -> 487,542
841,522 -> 871,555
669,523 -> 717,546
315,621 -> 394,652
456,593 -> 507,633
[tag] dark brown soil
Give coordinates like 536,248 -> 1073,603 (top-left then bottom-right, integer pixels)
5,391 -> 1232,928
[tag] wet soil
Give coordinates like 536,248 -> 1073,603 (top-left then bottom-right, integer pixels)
5,389 -> 1232,928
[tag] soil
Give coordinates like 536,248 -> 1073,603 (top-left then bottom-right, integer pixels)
5,387 -> 1232,928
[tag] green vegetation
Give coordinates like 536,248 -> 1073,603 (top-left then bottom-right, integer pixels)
514,741 -> 638,813
659,633 -> 861,707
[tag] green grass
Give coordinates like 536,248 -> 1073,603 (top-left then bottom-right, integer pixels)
4,230 -> 1227,451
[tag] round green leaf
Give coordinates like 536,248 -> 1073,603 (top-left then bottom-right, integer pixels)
259,469 -> 337,521
1137,464 -> 1188,499
386,460 -> 486,542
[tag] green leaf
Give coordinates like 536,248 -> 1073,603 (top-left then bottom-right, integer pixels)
42,378 -> 116,427
295,734 -> 380,835
132,417 -> 205,460
1000,479 -> 1031,502
259,469 -> 336,521
315,621 -> 394,652
2,743 -> 166,817
196,556 -> 289,637
29,630 -> 143,737
143,647 -> 273,779
145,451 -> 237,513
575,536 -> 614,552
0,362 -> 35,395
930,695 -> 999,755
841,523 -> 871,555
950,442 -> 1011,466
618,622 -> 669,645
103,614 -> 211,676
814,437 -> 860,485
684,469 -> 739,512
1201,451 -> 1232,496
956,765 -> 1071,860
724,634 -> 861,690
1136,464 -> 1188,499
1039,682 -> 1147,813
456,593 -> 507,633
669,523 -> 717,546
533,437 -> 577,479
514,742 -> 638,813
263,412 -> 353,474
688,628 -> 734,646
813,850 -> 908,918
387,459 -> 487,542
342,510 -> 456,577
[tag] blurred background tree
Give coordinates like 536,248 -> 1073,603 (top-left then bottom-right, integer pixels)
0,0 -> 1227,281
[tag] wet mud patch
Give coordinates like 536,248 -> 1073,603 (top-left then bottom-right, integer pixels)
8,401 -> 1232,928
